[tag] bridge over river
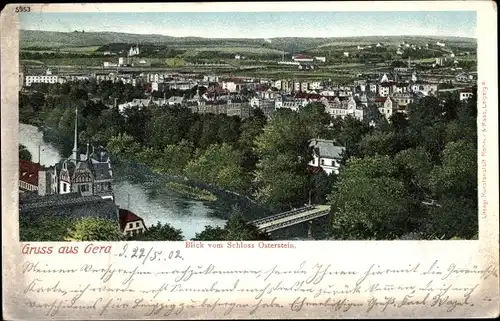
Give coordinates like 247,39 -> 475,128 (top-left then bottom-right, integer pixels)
250,205 -> 331,236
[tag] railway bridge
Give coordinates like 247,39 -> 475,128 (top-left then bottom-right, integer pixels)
250,205 -> 331,237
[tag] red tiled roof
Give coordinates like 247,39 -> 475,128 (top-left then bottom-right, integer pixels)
294,54 -> 313,59
119,208 -> 144,232
460,87 -> 474,93
255,85 -> 270,92
220,77 -> 246,83
294,92 -> 321,100
19,160 -> 42,187
374,97 -> 388,103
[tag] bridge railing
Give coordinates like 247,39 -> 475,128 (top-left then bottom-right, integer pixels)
250,205 -> 314,225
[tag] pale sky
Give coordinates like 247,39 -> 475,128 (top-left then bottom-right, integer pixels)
20,11 -> 477,39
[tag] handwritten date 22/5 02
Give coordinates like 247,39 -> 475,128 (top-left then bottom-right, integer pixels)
116,244 -> 184,264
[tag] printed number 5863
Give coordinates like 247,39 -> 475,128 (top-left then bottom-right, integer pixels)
16,7 -> 31,12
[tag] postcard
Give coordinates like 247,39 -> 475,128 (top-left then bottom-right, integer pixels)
1,1 -> 498,319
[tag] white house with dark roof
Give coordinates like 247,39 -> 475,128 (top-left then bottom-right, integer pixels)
308,139 -> 346,175
459,87 -> 474,101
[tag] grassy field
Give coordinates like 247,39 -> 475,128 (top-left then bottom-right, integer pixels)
59,46 -> 101,52
456,55 -> 477,61
180,46 -> 283,55
21,59 -> 45,65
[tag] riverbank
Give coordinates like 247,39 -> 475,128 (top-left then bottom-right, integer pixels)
112,157 -> 273,222
165,182 -> 217,202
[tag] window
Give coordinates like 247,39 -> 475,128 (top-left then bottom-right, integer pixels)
63,183 -> 67,192
136,222 -> 140,227
129,223 -> 133,228
139,228 -> 144,234
321,159 -> 325,165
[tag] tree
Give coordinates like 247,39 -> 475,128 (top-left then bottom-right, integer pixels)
225,210 -> 269,240
150,107 -> 193,149
20,213 -> 74,242
307,169 -> 336,205
328,156 -> 420,240
298,102 -> 331,138
65,217 -> 124,241
422,196 -> 478,239
19,144 -> 32,161
155,140 -> 194,175
359,131 -> 398,157
193,206 -> 271,241
238,109 -> 267,172
108,133 -> 142,158
184,143 -> 248,192
135,221 -> 184,241
253,110 -> 311,209
429,140 -> 477,200
337,115 -> 372,159
123,106 -> 152,145
192,225 -> 228,241
393,147 -> 433,199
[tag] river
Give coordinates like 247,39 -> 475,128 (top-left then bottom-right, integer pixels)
20,123 -> 230,239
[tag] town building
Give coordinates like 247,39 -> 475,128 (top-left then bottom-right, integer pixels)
459,87 -> 474,101
375,96 -> 398,120
392,92 -> 415,111
308,139 -> 346,175
37,107 -> 115,201
379,83 -> 393,97
19,160 -> 43,193
118,97 -> 154,113
292,54 -> 314,62
129,45 -> 140,57
103,61 -> 119,68
320,96 -> 365,121
25,69 -> 59,87
119,208 -> 147,237
455,72 -> 476,83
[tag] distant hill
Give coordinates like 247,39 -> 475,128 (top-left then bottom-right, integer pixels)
20,29 -> 477,52
20,30 -> 180,48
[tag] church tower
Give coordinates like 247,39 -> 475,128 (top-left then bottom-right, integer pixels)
71,106 -> 80,162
